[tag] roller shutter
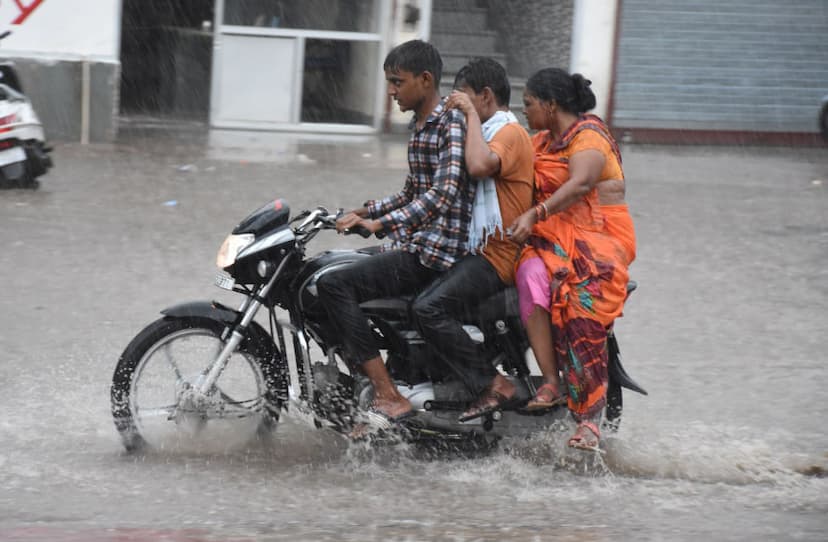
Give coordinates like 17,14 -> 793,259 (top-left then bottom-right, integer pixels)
612,0 -> 828,133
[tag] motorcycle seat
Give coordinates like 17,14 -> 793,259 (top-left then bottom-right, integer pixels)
359,281 -> 638,321
359,287 -> 520,324
359,296 -> 411,316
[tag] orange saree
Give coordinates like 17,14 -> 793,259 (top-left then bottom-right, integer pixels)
518,115 -> 631,420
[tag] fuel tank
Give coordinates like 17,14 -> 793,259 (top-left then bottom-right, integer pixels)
293,247 -> 377,319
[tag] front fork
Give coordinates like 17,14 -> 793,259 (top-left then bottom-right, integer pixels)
196,254 -> 294,397
197,264 -> 320,421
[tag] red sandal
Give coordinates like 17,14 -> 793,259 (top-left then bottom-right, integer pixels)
525,383 -> 567,411
568,421 -> 602,453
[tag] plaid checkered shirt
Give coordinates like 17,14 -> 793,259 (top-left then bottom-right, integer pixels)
366,100 -> 475,271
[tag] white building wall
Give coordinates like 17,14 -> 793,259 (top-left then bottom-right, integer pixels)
0,0 -> 122,142
569,0 -> 618,120
0,0 -> 121,61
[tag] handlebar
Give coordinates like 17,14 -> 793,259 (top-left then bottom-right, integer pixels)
335,208 -> 386,239
344,224 -> 373,238
292,206 -> 386,240
344,225 -> 387,239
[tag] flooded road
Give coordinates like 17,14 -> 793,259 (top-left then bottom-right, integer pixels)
1,125 -> 826,541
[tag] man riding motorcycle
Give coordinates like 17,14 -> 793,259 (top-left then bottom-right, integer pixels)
316,39 -> 475,428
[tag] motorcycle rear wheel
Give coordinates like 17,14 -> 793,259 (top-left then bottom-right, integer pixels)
111,316 -> 283,453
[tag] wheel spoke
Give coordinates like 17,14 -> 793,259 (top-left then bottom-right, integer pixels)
215,388 -> 264,416
161,342 -> 183,380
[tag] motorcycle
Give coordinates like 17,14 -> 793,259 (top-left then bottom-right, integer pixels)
111,199 -> 647,453
0,30 -> 53,189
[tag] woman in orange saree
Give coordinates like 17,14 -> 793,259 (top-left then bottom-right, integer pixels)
509,68 -> 634,451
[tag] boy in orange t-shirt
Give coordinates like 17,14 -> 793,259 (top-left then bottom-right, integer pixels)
410,58 -> 534,421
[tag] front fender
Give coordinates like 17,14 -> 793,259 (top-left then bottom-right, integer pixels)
160,300 -> 273,348
161,300 -> 240,324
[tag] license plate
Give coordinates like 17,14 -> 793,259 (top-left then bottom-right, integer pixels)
0,146 -> 25,167
214,274 -> 235,290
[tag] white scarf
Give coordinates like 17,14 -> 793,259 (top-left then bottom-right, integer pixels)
468,109 -> 519,251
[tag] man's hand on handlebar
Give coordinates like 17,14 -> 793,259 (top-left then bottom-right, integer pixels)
336,213 -> 381,235
342,206 -> 370,219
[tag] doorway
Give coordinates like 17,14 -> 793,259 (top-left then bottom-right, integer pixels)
119,0 -> 216,120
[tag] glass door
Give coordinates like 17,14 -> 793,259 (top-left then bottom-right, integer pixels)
211,0 -> 389,132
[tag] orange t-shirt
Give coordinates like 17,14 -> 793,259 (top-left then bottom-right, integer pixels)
480,123 -> 534,284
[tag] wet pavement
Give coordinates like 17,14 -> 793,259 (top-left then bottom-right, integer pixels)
1,123 -> 827,541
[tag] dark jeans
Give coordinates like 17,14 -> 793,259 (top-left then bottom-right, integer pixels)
411,254 -> 505,394
316,250 -> 439,365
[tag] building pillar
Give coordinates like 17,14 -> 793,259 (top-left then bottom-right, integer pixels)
570,0 -> 619,119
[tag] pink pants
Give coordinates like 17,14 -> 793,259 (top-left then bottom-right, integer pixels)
516,256 -> 551,323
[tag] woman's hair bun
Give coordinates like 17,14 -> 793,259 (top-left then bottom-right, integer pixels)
571,73 -> 596,112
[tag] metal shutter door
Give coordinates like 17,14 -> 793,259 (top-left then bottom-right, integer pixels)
612,0 -> 828,133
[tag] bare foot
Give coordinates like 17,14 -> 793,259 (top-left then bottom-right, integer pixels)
371,395 -> 412,420
489,374 -> 516,398
348,396 -> 413,440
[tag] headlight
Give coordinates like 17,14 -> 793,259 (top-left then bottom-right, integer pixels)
216,233 -> 254,269
257,260 -> 276,278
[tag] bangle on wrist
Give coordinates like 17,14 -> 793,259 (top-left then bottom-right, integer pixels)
534,203 -> 548,222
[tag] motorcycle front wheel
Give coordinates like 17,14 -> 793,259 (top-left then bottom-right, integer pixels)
111,315 -> 283,453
